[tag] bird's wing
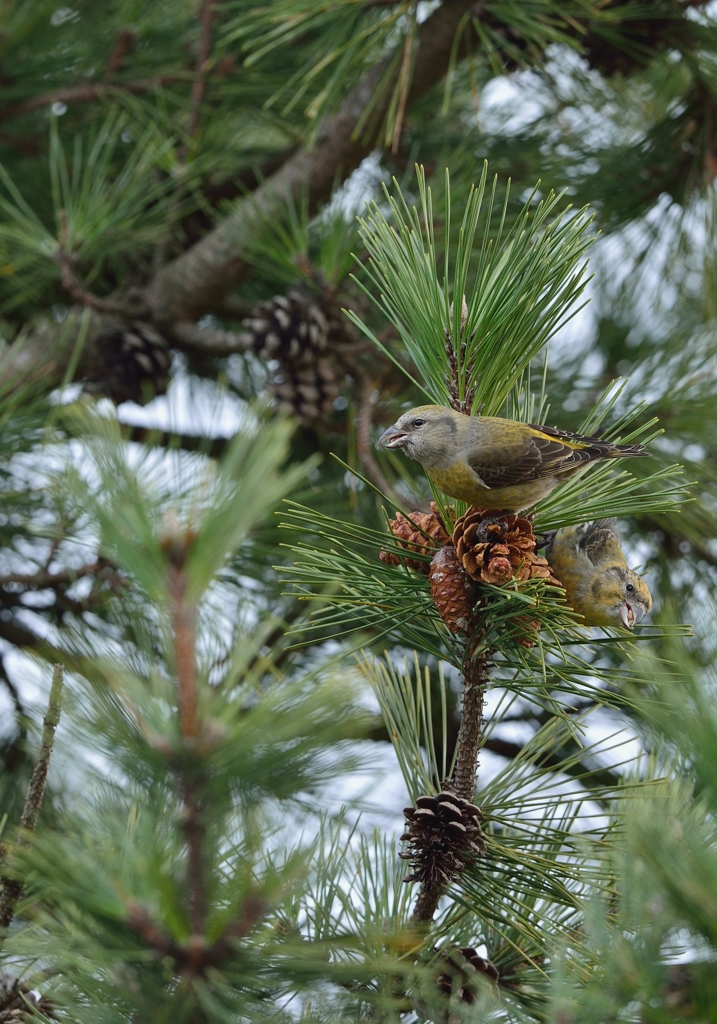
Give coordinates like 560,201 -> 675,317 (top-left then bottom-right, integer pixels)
467,426 -> 609,488
576,518 -> 622,567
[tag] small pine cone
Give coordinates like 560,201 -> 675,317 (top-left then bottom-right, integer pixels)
0,975 -> 55,1020
84,321 -> 171,405
400,791 -> 485,888
243,287 -> 340,424
453,508 -> 561,587
428,546 -> 476,634
380,502 -> 451,573
435,946 -> 499,1003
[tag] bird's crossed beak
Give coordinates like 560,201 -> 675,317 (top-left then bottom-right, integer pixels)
378,424 -> 409,449
620,602 -> 645,628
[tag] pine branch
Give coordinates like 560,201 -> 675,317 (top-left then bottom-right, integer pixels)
125,894 -> 267,974
445,640 -> 488,803
0,560 -> 111,590
0,77 -> 184,124
54,209 -> 150,317
145,0 -> 476,322
355,373 -> 403,503
54,248 -> 146,318
171,320 -> 254,355
0,664 -> 64,933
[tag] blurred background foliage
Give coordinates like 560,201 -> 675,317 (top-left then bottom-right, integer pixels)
1,0 -> 717,1020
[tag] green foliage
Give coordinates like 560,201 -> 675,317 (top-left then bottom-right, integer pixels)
0,112 -> 177,311
347,166 -> 594,415
1,2 -> 717,1020
245,190 -> 361,290
1,410 -> 418,1023
546,642 -> 717,1022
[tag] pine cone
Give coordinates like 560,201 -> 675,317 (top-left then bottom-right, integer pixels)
380,502 -> 451,574
243,287 -> 340,424
435,946 -> 499,1003
428,546 -> 476,634
453,508 -> 561,587
0,975 -> 54,1021
85,321 -> 171,405
400,792 -> 485,888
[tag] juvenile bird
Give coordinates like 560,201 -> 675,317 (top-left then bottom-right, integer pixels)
378,405 -> 648,512
546,518 -> 652,628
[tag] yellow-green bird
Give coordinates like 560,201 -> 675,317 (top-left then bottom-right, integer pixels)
546,518 -> 652,628
377,405 -> 649,512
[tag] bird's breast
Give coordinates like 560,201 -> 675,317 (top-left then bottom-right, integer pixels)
426,461 -> 489,503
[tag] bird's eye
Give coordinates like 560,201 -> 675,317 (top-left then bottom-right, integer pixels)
413,418 -> 425,427
626,583 -> 635,593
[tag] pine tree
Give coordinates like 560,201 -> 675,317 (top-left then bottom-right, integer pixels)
1,1 -> 717,1020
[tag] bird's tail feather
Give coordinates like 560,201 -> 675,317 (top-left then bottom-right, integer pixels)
610,442 -> 648,457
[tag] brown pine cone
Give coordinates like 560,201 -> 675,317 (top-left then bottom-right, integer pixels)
400,792 -> 485,888
453,508 -> 561,587
380,502 -> 451,574
428,546 -> 476,634
0,975 -> 54,1021
435,946 -> 499,1003
243,286 -> 340,423
84,320 -> 171,405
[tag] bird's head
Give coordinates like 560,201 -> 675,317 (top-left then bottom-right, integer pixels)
377,405 -> 460,466
592,565 -> 652,628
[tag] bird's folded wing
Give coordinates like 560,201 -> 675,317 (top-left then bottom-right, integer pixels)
577,518 -> 622,566
468,429 -> 604,488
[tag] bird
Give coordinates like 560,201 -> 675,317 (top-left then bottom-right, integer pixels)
546,518 -> 652,628
377,405 -> 649,512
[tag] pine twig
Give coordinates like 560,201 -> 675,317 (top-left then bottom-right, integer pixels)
0,664 -> 64,932
125,893 -> 266,974
390,7 -> 416,153
445,638 -> 487,802
187,0 -> 215,143
167,553 -> 207,936
410,635 -> 488,924
105,28 -> 137,80
0,77 -> 183,124
355,375 -> 404,504
171,320 -> 254,355
54,216 -> 147,317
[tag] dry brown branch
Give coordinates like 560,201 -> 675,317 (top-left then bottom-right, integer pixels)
0,131 -> 42,155
119,423 -> 232,458
0,664 -> 64,932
